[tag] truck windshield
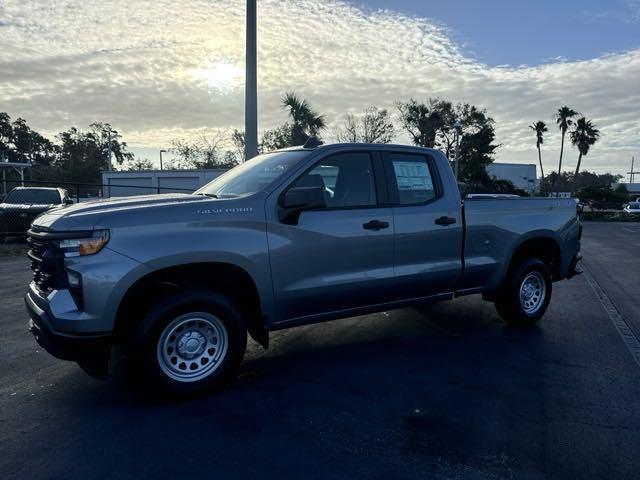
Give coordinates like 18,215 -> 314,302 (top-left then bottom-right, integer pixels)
195,150 -> 310,198
4,189 -> 61,204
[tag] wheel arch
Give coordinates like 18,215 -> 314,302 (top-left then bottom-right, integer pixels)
506,233 -> 563,281
113,261 -> 268,348
484,232 -> 563,301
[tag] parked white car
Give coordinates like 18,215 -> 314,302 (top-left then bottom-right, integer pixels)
623,202 -> 640,214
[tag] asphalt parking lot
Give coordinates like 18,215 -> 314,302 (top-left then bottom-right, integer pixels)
1,222 -> 639,480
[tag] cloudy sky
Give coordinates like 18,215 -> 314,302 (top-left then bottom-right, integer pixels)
1,0 -> 639,176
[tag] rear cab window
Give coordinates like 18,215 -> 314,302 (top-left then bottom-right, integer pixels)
5,189 -> 62,204
383,152 -> 440,205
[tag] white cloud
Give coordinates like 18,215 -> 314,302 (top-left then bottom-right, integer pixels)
0,0 -> 638,175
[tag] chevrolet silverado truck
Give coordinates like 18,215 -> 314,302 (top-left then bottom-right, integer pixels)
24,143 -> 582,396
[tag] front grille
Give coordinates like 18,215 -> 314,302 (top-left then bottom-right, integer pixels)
27,232 -> 67,294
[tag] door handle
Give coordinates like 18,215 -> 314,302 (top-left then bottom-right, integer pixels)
363,220 -> 389,231
435,216 -> 456,226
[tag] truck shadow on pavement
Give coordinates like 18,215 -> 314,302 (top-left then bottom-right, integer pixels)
30,295 -> 586,479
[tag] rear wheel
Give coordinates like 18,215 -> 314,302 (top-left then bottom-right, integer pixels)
132,290 -> 247,396
495,258 -> 552,327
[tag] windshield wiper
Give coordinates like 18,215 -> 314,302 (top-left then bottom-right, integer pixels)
195,192 -> 218,198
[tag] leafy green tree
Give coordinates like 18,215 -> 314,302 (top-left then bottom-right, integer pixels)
169,133 -> 238,169
614,183 -> 630,203
544,171 -> 621,193
260,124 -> 294,152
124,157 -> 154,171
281,92 -> 326,145
233,94 -> 326,154
460,177 -> 530,197
230,129 -> 246,162
570,117 -> 600,192
529,121 -> 548,194
396,99 -> 499,184
577,184 -> 628,208
55,123 -> 133,184
334,106 -> 395,143
0,113 -> 56,167
0,113 -> 14,162
452,104 -> 499,184
396,98 -> 447,148
11,118 -> 56,167
554,106 -> 578,190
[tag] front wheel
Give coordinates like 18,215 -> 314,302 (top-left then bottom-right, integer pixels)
494,258 -> 552,327
132,290 -> 247,397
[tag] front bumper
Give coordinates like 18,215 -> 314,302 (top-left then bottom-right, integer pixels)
25,289 -> 111,373
566,253 -> 582,279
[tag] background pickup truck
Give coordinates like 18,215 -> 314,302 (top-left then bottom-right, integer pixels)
24,143 -> 581,396
0,187 -> 72,242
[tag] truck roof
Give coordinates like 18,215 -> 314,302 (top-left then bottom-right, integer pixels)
276,142 -> 441,154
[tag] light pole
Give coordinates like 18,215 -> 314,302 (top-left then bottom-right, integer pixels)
244,0 -> 258,160
453,121 -> 462,181
159,149 -> 167,171
106,127 -> 113,171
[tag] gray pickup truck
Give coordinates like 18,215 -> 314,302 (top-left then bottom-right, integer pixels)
24,144 -> 581,395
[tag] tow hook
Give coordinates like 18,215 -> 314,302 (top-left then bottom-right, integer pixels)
567,254 -> 583,279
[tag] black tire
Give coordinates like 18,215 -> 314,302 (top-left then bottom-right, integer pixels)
132,289 -> 247,397
494,258 -> 552,327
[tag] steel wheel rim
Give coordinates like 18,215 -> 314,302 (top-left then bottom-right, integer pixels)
156,312 -> 228,383
519,271 -> 546,314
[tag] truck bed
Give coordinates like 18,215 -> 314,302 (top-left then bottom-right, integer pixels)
460,197 -> 580,292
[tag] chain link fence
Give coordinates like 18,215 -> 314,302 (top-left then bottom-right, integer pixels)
0,179 -> 194,244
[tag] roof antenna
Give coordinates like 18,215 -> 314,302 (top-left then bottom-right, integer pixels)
303,136 -> 323,148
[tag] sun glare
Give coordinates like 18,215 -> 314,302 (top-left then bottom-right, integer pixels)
194,61 -> 243,94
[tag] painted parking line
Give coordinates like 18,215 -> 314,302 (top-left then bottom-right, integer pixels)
583,265 -> 640,368
622,227 -> 639,234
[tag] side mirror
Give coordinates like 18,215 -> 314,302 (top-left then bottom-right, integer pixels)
64,198 -> 74,205
278,186 -> 326,224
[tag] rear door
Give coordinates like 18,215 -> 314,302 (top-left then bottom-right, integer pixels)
381,151 -> 463,299
267,150 -> 395,322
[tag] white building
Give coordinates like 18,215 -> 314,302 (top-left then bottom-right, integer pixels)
101,169 -> 227,197
486,163 -> 538,193
612,183 -> 640,199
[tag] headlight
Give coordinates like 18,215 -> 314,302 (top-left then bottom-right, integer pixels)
58,230 -> 110,257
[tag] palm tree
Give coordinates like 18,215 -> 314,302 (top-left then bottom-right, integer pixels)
570,117 -> 600,193
530,121 -> 548,194
281,92 -> 326,145
554,106 -> 578,191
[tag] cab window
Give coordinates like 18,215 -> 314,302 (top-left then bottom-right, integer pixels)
293,152 -> 377,208
386,153 -> 437,205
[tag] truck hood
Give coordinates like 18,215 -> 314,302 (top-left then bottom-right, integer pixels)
31,193 -> 215,231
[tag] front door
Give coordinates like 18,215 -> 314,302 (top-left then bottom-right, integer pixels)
267,151 -> 395,322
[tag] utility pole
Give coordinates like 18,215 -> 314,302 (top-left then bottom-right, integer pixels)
244,0 -> 258,160
107,128 -> 113,171
628,156 -> 637,184
159,150 -> 167,171
453,121 -> 462,181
